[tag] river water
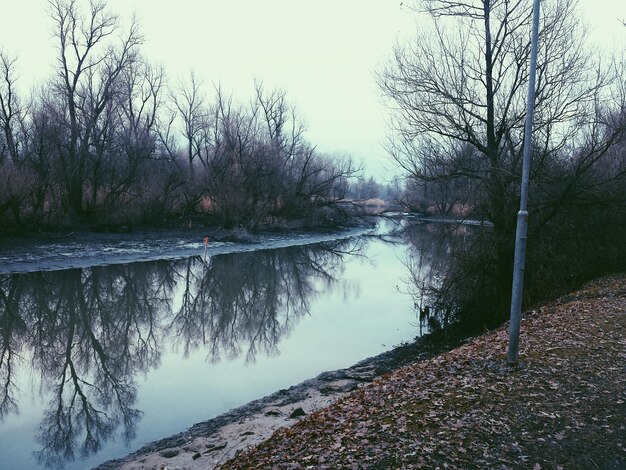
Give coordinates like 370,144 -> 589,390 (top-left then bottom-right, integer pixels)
0,219 -> 444,470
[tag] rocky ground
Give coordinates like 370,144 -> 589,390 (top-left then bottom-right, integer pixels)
102,274 -> 626,469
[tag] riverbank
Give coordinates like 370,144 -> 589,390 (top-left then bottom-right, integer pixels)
95,331 -> 457,469
101,273 -> 625,469
0,223 -> 377,275
221,273 -> 626,469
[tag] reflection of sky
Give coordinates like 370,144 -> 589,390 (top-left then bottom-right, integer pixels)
0,235 -> 417,470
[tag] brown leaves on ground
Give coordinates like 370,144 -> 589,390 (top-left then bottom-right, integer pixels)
220,275 -> 626,469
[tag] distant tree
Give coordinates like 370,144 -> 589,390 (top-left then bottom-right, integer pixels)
87,58 -> 166,216
360,177 -> 380,200
254,82 -> 358,223
0,1 -> 362,232
170,82 -> 360,229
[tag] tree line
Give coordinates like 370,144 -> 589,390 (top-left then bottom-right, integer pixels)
0,0 -> 359,233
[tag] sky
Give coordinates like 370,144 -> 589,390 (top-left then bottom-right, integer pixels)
0,0 -> 624,180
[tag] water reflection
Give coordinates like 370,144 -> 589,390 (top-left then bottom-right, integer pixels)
396,221 -> 473,334
170,240 -> 359,363
1,264 -> 169,468
0,239 -> 359,468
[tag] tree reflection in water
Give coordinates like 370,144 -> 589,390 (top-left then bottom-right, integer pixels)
398,221 -> 478,334
0,273 -> 25,421
169,240 -> 359,362
0,238 -> 359,468
24,264 -> 166,468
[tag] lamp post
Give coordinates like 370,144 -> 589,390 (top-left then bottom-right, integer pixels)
507,0 -> 541,365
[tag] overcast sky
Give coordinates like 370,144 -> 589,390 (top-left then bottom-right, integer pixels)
0,0 -> 624,179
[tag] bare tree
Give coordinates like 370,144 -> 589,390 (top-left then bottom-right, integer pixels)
1,0 -> 362,231
172,71 -> 206,176
86,58 -> 165,213
0,51 -> 26,164
0,52 -> 37,226
48,0 -> 142,216
380,0 -> 626,303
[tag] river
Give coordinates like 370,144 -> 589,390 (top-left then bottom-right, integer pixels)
0,219 -> 447,470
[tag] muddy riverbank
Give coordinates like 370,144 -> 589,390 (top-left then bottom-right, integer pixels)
94,334 -> 458,470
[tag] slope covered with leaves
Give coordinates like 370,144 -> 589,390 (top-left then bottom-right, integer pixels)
222,274 -> 626,469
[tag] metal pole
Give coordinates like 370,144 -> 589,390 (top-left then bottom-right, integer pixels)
507,0 -> 541,364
